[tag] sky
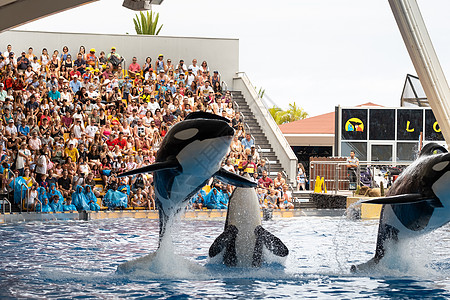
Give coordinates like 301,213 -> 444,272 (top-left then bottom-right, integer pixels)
15,0 -> 450,117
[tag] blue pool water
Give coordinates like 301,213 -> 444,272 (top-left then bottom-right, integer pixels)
1,213 -> 450,299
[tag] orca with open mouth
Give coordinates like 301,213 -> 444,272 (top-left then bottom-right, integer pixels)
351,142 -> 450,272
209,178 -> 289,267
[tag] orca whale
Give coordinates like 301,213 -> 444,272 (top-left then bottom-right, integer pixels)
351,142 -> 450,272
117,112 -> 257,238
209,179 -> 289,267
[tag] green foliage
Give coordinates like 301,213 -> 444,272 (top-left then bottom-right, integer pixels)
257,87 -> 265,99
269,102 -> 308,125
133,10 -> 163,35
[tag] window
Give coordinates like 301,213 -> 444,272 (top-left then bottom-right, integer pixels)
397,109 -> 423,141
397,142 -> 418,162
341,142 -> 367,161
371,145 -> 393,162
369,109 -> 395,140
341,109 -> 367,140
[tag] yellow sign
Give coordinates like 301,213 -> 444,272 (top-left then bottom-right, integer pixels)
345,118 -> 364,132
406,121 -> 414,132
433,121 -> 441,133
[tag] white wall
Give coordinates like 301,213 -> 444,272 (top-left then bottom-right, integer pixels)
0,30 -> 239,85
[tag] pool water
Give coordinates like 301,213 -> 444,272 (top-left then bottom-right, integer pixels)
1,214 -> 450,299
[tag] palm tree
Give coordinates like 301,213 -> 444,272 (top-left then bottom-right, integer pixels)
269,105 -> 283,124
269,102 -> 308,125
133,11 -> 163,35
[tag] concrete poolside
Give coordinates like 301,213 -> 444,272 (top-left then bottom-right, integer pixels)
0,209 -> 346,224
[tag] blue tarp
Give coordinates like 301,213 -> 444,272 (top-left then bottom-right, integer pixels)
204,188 -> 228,209
103,189 -> 128,209
72,185 -> 90,211
84,186 -> 100,211
9,176 -> 28,204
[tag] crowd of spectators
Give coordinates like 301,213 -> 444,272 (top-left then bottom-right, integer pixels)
0,44 -> 294,212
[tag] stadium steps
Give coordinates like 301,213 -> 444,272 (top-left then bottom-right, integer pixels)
232,91 -> 286,178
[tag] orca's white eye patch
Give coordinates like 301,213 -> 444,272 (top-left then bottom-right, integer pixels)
174,128 -> 199,140
433,161 -> 449,172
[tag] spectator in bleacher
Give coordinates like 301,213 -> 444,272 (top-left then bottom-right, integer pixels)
241,133 -> 254,150
280,184 -> 294,209
258,170 -> 273,189
128,57 -> 141,79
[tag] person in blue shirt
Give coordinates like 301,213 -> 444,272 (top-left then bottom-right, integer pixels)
49,194 -> 63,212
241,133 -> 255,150
17,119 -> 30,137
63,197 -> 77,212
37,197 -> 53,212
69,75 -> 81,94
47,85 -> 61,101
204,188 -> 228,209
47,183 -> 64,205
191,189 -> 206,209
84,185 -> 100,211
36,187 -> 52,212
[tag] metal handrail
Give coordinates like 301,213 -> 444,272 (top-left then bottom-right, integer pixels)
1,197 -> 11,214
222,80 -> 229,92
35,198 -> 42,213
19,183 -> 28,212
309,161 -> 360,194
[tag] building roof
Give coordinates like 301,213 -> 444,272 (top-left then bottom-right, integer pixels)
279,102 -> 384,135
355,102 -> 384,107
279,111 -> 335,134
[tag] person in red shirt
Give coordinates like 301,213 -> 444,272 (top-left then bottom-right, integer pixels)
113,132 -> 127,150
128,57 -> 141,79
106,134 -> 116,151
86,48 -> 97,68
258,170 -> 273,189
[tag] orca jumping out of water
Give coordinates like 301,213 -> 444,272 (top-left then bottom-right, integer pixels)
209,178 -> 289,267
352,142 -> 450,272
117,112 -> 257,238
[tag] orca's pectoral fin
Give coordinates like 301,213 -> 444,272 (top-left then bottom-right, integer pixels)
209,225 -> 238,258
255,225 -> 289,257
362,194 -> 443,207
214,168 -> 257,188
117,160 -> 181,178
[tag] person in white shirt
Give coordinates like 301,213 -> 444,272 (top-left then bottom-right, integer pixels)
188,59 -> 200,75
147,97 -> 160,115
0,83 -> 7,101
186,69 -> 196,86
31,56 -> 40,73
85,123 -> 98,139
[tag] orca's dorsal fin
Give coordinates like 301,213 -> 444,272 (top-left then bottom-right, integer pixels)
362,194 -> 443,208
117,160 -> 181,178
214,168 -> 257,188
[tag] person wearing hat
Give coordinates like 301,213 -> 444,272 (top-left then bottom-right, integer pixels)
155,54 -> 165,74
69,74 -> 81,94
48,84 -> 61,102
17,51 -> 30,74
128,56 -> 141,79
31,56 -> 40,73
122,75 -> 132,101
86,48 -> 97,68
107,47 -> 122,70
5,118 -> 17,137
